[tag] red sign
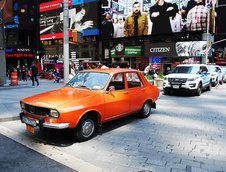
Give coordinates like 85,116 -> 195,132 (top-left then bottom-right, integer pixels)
6,53 -> 35,58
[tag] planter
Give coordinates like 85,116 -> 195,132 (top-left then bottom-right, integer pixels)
154,79 -> 164,87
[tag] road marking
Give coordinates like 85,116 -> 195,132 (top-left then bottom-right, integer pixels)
0,125 -> 104,172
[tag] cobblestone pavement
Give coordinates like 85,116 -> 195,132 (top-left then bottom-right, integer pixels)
0,82 -> 226,172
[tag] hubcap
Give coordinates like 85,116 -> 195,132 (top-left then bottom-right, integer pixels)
81,119 -> 94,138
143,103 -> 150,115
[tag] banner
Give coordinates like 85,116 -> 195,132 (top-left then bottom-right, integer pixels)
144,41 -> 207,57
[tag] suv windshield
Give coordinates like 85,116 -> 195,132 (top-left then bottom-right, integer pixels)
172,66 -> 199,74
66,72 -> 110,90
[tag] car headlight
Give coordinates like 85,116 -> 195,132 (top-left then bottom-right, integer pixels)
50,109 -> 60,118
187,77 -> 198,81
164,77 -> 168,81
20,101 -> 25,110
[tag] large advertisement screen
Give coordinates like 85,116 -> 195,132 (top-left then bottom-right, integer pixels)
40,0 -> 99,40
0,0 -> 13,23
101,0 -> 215,39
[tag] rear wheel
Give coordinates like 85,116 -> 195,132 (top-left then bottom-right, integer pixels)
74,115 -> 97,142
139,101 -> 151,118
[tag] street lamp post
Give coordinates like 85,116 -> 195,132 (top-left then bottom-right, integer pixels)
63,0 -> 69,84
0,7 -> 7,86
204,0 -> 211,64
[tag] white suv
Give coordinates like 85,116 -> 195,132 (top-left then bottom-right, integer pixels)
163,64 -> 211,96
207,64 -> 223,86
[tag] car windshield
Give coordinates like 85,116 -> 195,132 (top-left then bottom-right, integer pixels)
208,66 -> 217,72
172,66 -> 199,74
66,72 -> 110,90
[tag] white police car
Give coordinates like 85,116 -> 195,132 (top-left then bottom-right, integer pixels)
163,64 -> 211,96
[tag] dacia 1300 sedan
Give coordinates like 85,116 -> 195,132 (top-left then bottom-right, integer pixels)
20,68 -> 160,142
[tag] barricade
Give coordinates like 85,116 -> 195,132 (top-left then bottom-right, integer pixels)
11,72 -> 18,86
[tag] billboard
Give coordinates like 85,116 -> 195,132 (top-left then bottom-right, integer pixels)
101,0 -> 215,39
144,41 -> 207,57
11,0 -> 36,29
0,0 -> 13,23
40,0 -> 99,40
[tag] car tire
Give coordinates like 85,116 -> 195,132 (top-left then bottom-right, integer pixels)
74,115 -> 97,142
163,90 -> 170,95
139,101 -> 151,118
206,83 -> 211,91
195,83 -> 202,96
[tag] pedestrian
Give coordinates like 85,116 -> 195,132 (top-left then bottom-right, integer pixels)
31,62 -> 39,86
21,65 -> 28,81
124,2 -> 148,37
144,64 -> 155,80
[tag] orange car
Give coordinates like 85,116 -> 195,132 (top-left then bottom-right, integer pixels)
20,68 -> 160,141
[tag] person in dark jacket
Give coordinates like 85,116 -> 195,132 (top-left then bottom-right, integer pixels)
31,62 -> 39,86
149,0 -> 177,35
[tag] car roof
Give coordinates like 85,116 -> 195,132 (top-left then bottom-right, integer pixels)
79,68 -> 139,75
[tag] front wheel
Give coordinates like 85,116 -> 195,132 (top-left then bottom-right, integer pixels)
195,83 -> 202,96
74,115 -> 96,142
206,83 -> 211,91
139,101 -> 151,118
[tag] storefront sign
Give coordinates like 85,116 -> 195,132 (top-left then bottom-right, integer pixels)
149,47 -> 170,53
111,46 -> 141,57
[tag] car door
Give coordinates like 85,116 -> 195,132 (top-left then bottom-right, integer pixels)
125,71 -> 145,112
103,73 -> 130,121
200,66 -> 210,86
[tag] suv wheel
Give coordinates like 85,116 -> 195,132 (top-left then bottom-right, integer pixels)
195,83 -> 202,96
206,83 -> 211,91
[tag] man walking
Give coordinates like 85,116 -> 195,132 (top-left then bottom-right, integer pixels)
31,62 -> 39,86
124,2 -> 148,37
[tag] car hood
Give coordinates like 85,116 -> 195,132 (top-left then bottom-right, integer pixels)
21,87 -> 99,109
165,73 -> 199,78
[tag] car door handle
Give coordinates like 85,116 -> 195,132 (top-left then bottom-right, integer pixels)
123,91 -> 129,94
141,88 -> 146,91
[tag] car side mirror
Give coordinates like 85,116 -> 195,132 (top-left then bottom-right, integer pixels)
108,86 -> 115,92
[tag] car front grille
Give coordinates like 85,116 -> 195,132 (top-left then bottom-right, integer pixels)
169,78 -> 187,83
24,104 -> 50,117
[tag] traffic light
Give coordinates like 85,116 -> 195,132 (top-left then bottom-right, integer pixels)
72,30 -> 83,43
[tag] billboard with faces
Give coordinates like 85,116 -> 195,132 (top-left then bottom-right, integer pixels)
39,0 -> 99,40
101,0 -> 215,39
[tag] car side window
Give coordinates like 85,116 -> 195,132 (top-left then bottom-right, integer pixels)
200,66 -> 208,73
126,72 -> 142,88
107,73 -> 125,91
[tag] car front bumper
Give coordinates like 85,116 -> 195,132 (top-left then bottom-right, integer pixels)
163,81 -> 198,91
20,112 -> 70,129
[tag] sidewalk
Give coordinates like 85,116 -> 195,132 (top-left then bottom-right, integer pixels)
0,79 -> 64,122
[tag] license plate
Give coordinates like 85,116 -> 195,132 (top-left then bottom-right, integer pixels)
172,85 -> 179,89
22,116 -> 37,127
26,125 -> 35,134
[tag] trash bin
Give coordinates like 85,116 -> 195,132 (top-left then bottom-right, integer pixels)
11,72 -> 18,86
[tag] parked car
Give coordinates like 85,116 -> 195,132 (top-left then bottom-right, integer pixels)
20,68 -> 160,142
207,64 -> 223,86
163,64 -> 211,96
221,66 -> 226,83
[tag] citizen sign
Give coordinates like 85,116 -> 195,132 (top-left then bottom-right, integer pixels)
150,47 -> 170,53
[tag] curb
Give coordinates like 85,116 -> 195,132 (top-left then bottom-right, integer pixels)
0,116 -> 20,122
